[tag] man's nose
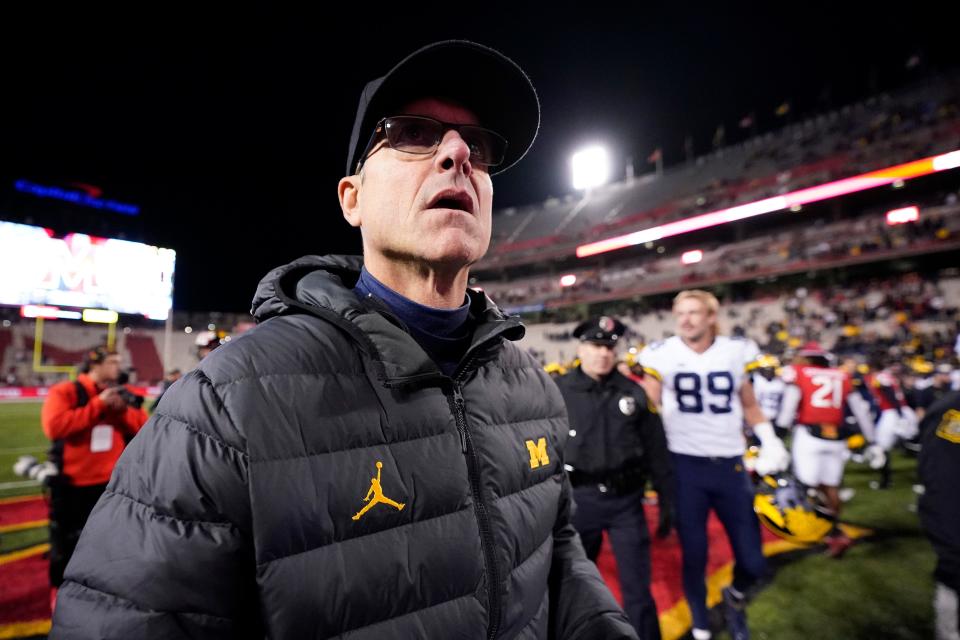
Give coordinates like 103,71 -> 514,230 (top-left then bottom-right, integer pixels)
434,130 -> 473,177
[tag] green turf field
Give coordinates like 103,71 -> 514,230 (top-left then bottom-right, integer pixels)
0,401 -> 938,638
0,402 -> 49,559
745,453 -> 935,640
0,401 -> 48,500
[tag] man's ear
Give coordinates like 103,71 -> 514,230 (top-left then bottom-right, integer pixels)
338,175 -> 362,228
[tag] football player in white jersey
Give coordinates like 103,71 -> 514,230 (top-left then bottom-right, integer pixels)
640,290 -> 790,640
747,354 -> 786,433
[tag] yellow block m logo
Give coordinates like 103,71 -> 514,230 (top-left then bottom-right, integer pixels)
525,437 -> 550,469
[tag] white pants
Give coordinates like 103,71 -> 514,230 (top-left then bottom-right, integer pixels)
792,426 -> 847,487
876,407 -> 919,450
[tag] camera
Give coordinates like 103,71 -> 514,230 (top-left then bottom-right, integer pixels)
115,386 -> 145,409
114,371 -> 145,409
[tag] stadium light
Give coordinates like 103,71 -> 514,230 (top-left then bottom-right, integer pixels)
576,147 -> 960,258
886,206 -> 919,226
559,274 -> 578,287
681,249 -> 704,265
82,309 -> 119,324
571,146 -> 610,191
934,151 -> 960,171
20,305 -> 82,320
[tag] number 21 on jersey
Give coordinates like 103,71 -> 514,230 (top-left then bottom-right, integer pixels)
810,374 -> 843,409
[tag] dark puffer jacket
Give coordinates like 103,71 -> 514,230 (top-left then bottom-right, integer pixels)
52,255 -> 637,640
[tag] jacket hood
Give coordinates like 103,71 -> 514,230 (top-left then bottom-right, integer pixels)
250,255 -> 525,385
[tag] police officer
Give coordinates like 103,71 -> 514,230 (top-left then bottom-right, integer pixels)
555,316 -> 673,640
918,390 -> 960,640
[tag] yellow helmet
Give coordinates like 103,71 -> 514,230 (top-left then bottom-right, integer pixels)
842,324 -> 861,337
909,358 -> 934,375
746,354 -> 781,372
846,434 -> 866,450
543,362 -> 567,377
754,472 -> 833,545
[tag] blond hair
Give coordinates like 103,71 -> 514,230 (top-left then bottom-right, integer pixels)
673,289 -> 721,335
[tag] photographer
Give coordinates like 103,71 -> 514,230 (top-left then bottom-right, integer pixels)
40,346 -> 148,607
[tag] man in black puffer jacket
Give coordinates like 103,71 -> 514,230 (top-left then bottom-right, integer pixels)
51,41 -> 637,639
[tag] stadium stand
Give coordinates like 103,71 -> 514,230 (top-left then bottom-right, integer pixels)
0,328 -> 12,383
21,337 -> 90,369
482,72 -> 960,268
516,272 -> 959,366
123,333 -> 164,383
479,198 -> 960,310
0,311 -> 254,387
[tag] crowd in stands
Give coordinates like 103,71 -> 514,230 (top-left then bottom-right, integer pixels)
758,275 -> 958,367
481,192 -> 960,309
521,271 -> 960,379
483,72 -> 960,267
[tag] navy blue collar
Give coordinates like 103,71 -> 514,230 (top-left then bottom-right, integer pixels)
353,267 -> 472,376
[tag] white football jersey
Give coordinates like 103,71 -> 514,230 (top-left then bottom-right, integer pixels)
640,335 -> 760,456
752,374 -> 785,422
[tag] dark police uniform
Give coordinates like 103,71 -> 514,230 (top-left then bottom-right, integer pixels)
918,391 -> 960,638
555,317 -> 673,640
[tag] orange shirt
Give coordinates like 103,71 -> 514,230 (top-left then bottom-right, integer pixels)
41,374 -> 148,486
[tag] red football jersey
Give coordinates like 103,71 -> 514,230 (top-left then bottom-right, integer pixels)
865,370 -> 905,412
783,365 -> 852,433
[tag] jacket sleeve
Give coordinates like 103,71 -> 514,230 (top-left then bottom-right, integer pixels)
548,472 -> 639,639
42,383 -> 106,440
50,370 -> 262,639
638,393 -> 673,509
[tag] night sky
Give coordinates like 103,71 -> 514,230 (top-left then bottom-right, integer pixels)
2,3 -> 957,312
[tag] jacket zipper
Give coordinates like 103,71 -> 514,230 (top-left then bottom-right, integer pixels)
452,369 -> 502,640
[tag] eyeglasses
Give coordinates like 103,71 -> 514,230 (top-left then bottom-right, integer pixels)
356,115 -> 508,173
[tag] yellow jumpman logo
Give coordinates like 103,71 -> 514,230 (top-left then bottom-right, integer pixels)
352,461 -> 405,521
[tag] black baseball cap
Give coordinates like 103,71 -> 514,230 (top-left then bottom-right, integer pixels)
346,40 -> 540,177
